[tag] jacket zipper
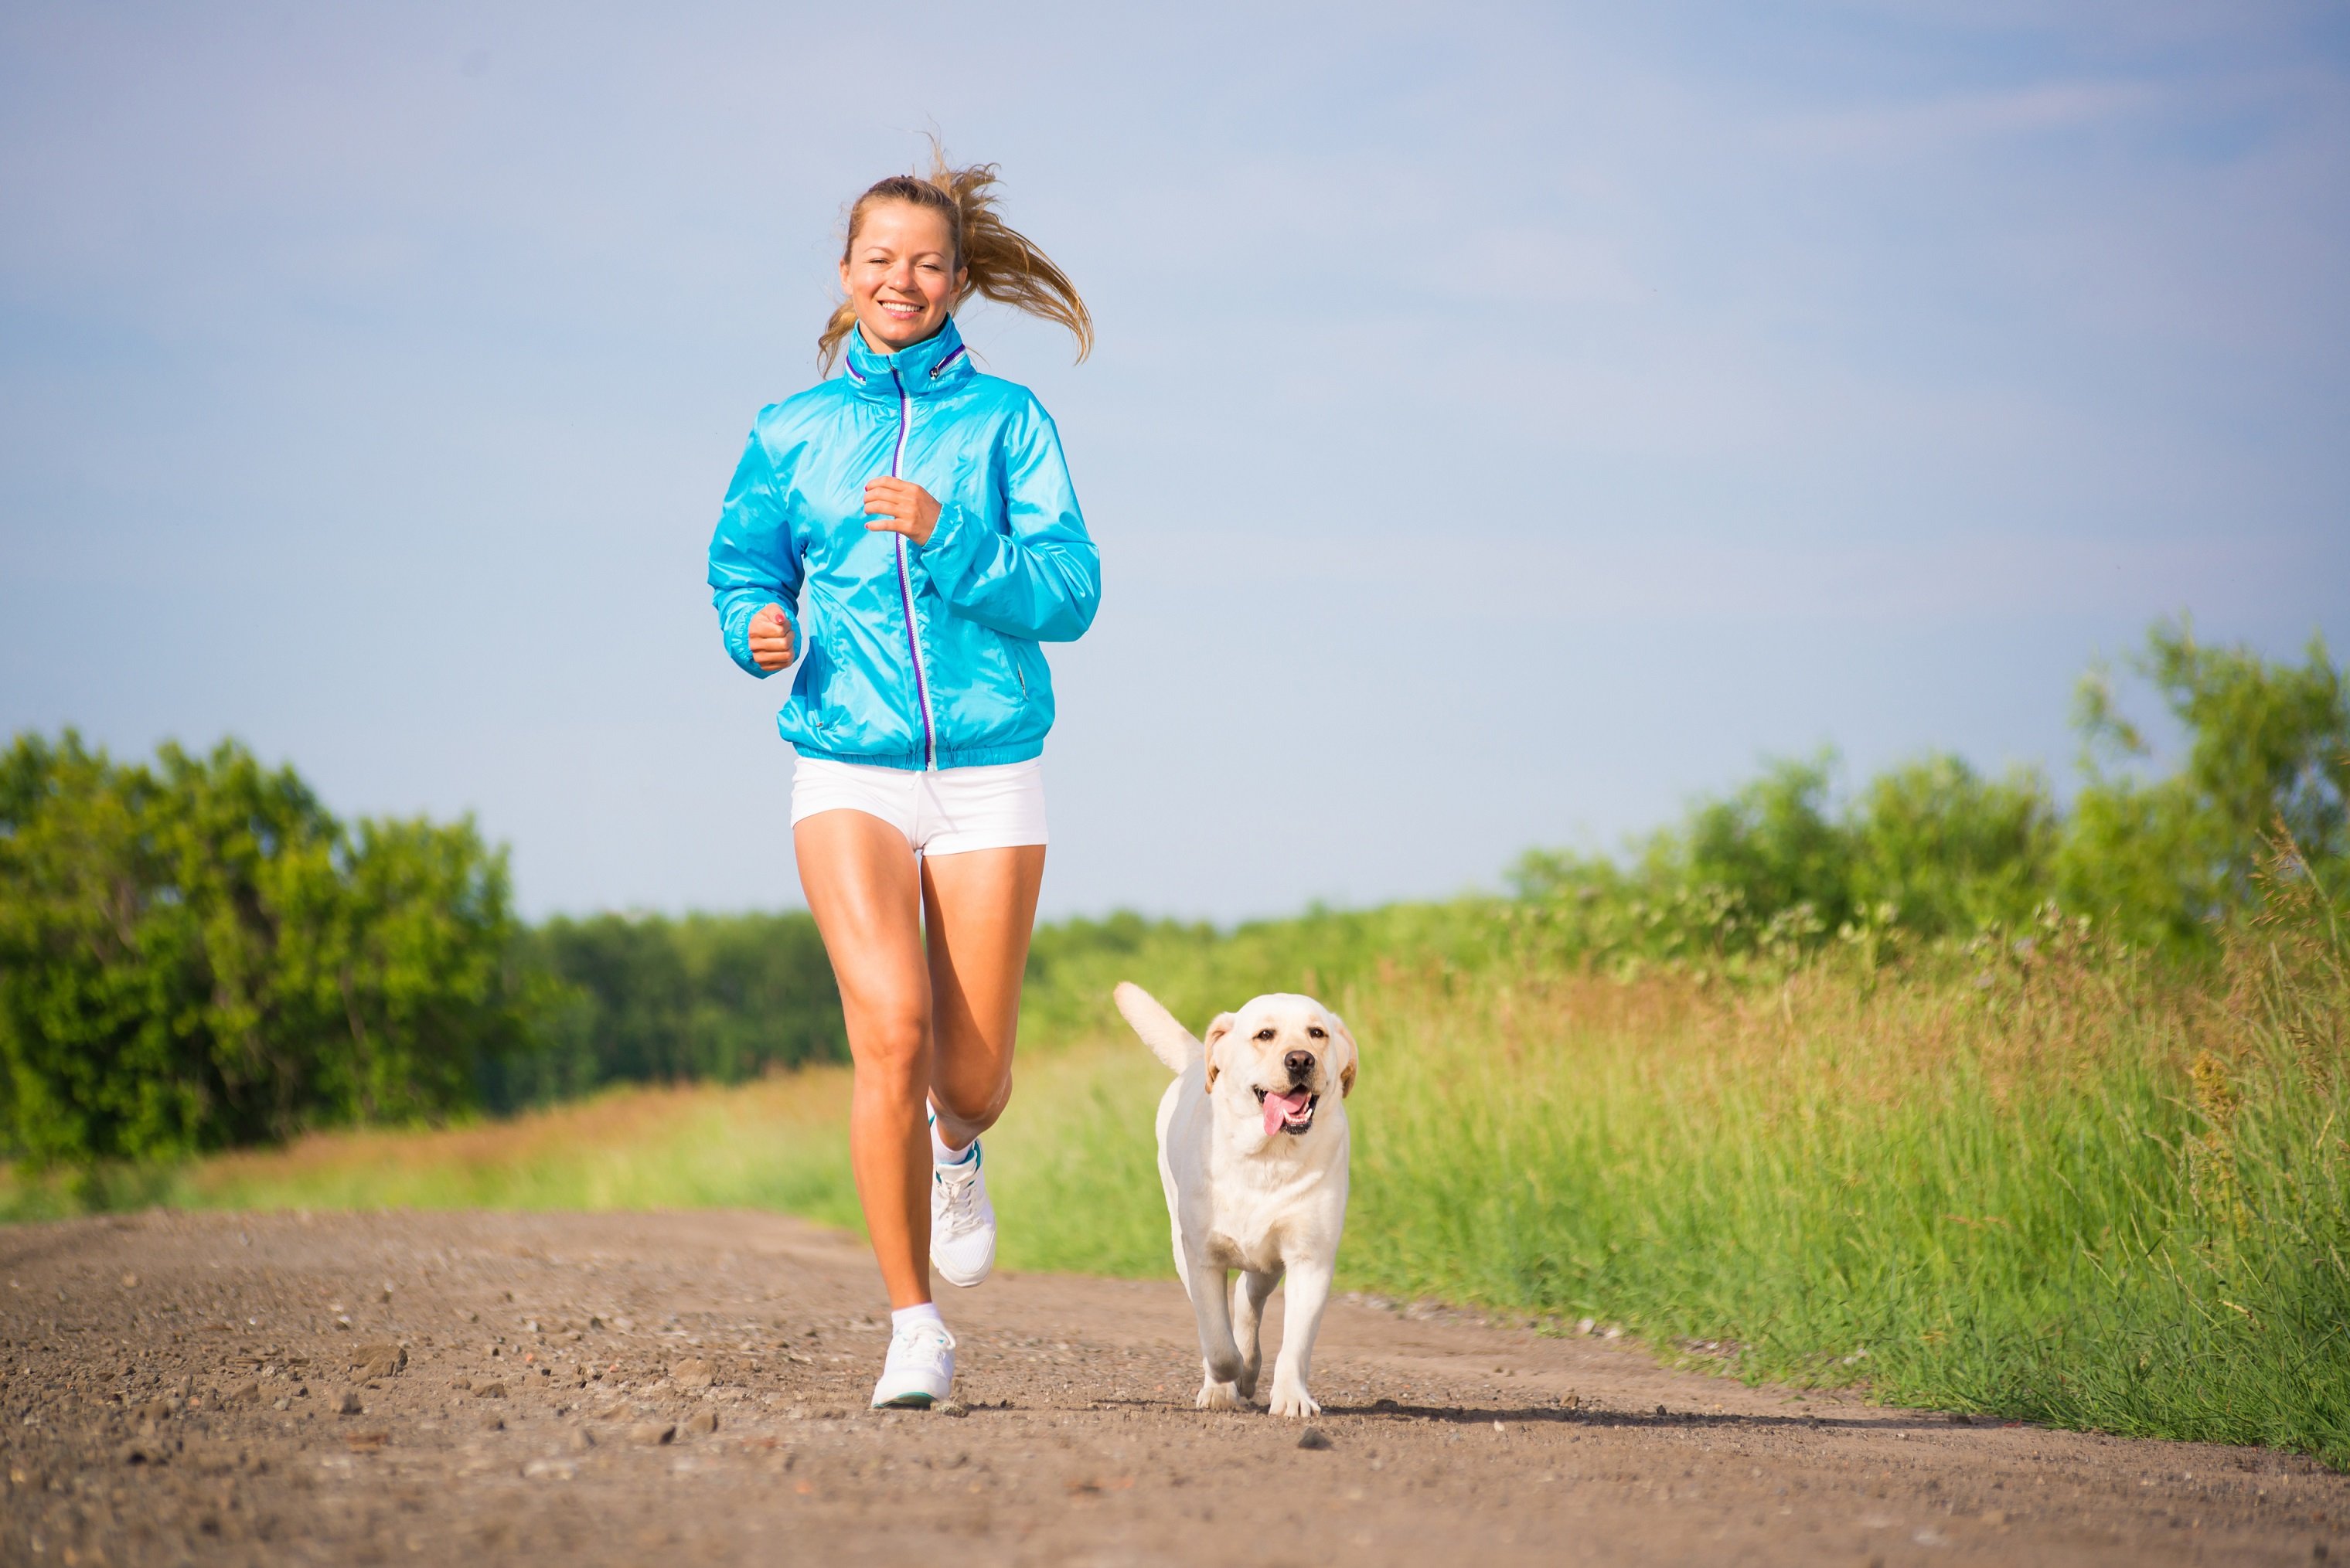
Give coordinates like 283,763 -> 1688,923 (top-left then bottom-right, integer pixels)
887,366 -> 938,770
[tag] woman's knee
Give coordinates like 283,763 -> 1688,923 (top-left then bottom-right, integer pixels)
932,1068 -> 1013,1132
846,1011 -> 931,1097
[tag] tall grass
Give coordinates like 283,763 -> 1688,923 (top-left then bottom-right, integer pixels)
1000,893 -> 2350,1463
0,1071 -> 860,1229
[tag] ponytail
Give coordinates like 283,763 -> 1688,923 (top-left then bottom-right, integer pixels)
819,144 -> 1093,370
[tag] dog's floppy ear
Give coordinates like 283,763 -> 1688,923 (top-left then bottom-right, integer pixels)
1327,1011 -> 1359,1097
1201,1012 -> 1238,1090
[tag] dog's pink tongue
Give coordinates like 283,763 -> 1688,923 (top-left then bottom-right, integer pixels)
1262,1088 -> 1310,1138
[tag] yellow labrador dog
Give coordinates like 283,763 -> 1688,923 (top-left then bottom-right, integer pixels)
1113,982 -> 1357,1417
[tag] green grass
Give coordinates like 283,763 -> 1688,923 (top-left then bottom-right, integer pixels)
0,1073 -> 861,1230
8,892 -> 2346,1468
993,931 -> 2350,1466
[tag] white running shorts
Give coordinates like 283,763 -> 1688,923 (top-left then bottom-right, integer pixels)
788,756 -> 1048,856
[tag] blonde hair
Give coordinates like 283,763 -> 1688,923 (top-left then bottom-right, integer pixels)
819,147 -> 1093,370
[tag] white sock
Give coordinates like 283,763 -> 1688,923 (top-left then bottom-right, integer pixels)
928,1113 -> 976,1165
891,1302 -> 945,1335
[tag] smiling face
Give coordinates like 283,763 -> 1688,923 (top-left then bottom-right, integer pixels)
838,199 -> 966,355
1203,995 -> 1357,1143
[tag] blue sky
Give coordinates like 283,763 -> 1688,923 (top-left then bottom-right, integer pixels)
3,2 -> 2345,920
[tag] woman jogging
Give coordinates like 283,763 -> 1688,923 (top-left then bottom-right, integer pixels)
706,153 -> 1099,1408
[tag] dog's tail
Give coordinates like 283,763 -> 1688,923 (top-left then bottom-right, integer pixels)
1113,982 -> 1200,1074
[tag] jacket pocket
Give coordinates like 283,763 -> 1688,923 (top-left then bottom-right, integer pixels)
999,635 -> 1040,705
795,640 -> 829,730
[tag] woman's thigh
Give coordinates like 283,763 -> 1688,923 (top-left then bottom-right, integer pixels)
921,845 -> 1046,1106
793,810 -> 929,1073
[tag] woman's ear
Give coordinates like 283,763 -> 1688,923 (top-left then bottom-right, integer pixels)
1327,1012 -> 1358,1097
1201,1012 -> 1238,1090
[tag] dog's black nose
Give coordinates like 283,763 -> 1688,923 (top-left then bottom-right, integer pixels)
1283,1049 -> 1315,1080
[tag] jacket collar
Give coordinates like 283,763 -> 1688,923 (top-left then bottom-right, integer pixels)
840,317 -> 972,400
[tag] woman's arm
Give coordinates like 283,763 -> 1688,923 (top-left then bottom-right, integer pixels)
707,426 -> 802,676
867,400 -> 1100,644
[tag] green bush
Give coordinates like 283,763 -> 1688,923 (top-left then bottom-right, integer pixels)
0,733 -> 522,1165
2061,618 -> 2348,954
1508,619 -> 2345,974
485,910 -> 844,1110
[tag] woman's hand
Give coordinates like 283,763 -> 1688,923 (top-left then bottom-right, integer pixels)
748,604 -> 796,672
863,478 -> 941,546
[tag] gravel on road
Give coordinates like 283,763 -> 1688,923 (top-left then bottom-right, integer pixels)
2,1209 -> 2342,1566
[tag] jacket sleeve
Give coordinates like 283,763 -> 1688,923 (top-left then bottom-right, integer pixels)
706,424 -> 801,679
915,399 -> 1101,643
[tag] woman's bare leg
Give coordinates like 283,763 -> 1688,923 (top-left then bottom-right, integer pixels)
794,810 -> 933,1309
923,845 -> 1047,1148
795,814 -> 1047,1309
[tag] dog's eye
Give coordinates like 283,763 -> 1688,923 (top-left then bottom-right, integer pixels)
1307,1026 -> 1327,1039
1254,1028 -> 1275,1042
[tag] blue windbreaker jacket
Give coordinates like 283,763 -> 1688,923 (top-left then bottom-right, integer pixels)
707,318 -> 1101,770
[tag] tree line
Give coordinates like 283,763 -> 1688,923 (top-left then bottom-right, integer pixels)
0,737 -> 846,1165
2,617 -> 2342,1169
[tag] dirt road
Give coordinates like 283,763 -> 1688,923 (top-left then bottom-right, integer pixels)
2,1209 -> 2341,1566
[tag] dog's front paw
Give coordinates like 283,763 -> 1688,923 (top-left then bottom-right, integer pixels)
1266,1380 -> 1320,1419
1196,1379 -> 1246,1411
1235,1359 -> 1261,1401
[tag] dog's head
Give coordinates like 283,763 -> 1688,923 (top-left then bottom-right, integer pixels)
1202,993 -> 1357,1141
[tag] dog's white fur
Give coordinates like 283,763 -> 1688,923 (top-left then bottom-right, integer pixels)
1114,981 -> 1357,1417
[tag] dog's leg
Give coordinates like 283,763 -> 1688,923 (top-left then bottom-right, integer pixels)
1230,1269 -> 1279,1403
1265,1257 -> 1333,1418
1190,1260 -> 1247,1411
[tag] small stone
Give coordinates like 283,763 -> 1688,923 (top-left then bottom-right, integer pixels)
121,1273 -> 139,1289
336,1391 -> 363,1416
481,1413 -> 505,1432
1947,1411 -> 1974,1426
684,1410 -> 717,1437
222,1379 -> 260,1407
568,1427 -> 596,1452
1297,1427 -> 1332,1451
522,1457 -> 576,1481
351,1343 -> 407,1379
629,1422 -> 676,1447
139,1398 -> 174,1423
670,1358 -> 714,1389
475,1383 -> 507,1400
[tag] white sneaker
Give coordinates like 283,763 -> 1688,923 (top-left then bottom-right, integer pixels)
870,1319 -> 956,1409
929,1144 -> 996,1288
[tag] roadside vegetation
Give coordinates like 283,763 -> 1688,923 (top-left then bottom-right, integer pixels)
3,615 -> 2345,1464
